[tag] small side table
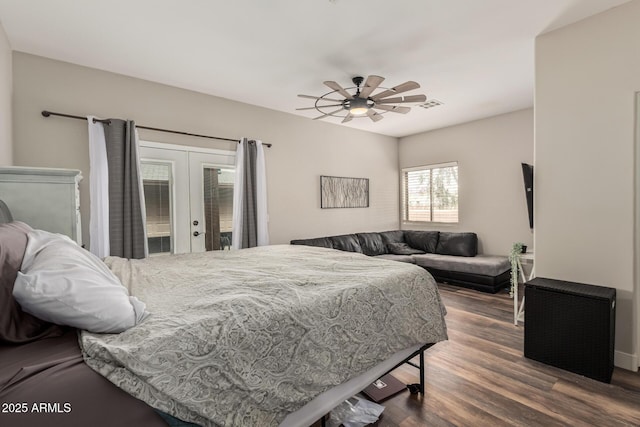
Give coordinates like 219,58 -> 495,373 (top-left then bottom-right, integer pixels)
513,252 -> 535,325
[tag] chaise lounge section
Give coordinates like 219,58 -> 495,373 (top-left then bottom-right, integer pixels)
290,230 -> 511,293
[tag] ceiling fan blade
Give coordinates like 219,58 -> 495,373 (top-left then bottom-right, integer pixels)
298,94 -> 344,103
342,114 -> 353,123
373,104 -> 411,114
376,94 -> 427,104
323,81 -> 353,99
366,109 -> 383,122
372,81 -> 420,100
313,108 -> 345,120
296,104 -> 342,111
358,75 -> 385,98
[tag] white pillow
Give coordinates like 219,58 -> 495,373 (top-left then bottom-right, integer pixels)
13,229 -> 148,333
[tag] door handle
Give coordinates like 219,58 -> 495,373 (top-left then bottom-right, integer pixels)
193,231 -> 204,237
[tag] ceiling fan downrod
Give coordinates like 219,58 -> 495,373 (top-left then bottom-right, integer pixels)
352,76 -> 364,96
346,76 -> 371,115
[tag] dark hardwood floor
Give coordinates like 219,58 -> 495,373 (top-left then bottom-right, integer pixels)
317,283 -> 640,426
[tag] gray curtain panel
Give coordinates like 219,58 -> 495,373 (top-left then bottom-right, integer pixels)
103,119 -> 146,259
239,138 -> 259,249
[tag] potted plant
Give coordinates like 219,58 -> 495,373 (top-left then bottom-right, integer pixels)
509,242 -> 524,298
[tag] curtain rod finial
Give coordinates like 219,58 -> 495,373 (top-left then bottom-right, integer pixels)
41,110 -> 51,117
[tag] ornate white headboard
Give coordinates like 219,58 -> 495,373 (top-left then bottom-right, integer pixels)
0,167 -> 83,244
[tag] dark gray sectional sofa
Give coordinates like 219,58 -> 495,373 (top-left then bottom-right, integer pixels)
290,230 -> 511,293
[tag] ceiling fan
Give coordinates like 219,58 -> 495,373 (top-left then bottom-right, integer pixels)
297,75 -> 427,123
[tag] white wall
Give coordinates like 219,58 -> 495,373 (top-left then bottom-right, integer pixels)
535,0 -> 640,370
399,109 -> 534,256
0,20 -> 11,166
12,53 -> 399,246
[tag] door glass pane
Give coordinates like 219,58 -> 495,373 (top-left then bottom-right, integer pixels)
203,167 -> 234,251
141,162 -> 173,255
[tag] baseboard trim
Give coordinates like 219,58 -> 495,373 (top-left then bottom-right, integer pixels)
614,350 -> 639,372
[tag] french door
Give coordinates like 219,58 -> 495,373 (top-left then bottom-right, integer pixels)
139,142 -> 235,254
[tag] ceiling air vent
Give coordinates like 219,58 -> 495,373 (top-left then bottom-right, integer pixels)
419,99 -> 444,109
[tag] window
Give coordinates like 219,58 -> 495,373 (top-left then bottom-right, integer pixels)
402,162 -> 458,223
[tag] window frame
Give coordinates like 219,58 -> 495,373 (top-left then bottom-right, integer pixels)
401,161 -> 459,224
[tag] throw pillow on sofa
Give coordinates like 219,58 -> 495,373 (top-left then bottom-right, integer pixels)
387,242 -> 426,255
404,230 -> 439,253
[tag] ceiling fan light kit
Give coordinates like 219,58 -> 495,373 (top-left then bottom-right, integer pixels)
346,97 -> 372,116
298,75 -> 427,123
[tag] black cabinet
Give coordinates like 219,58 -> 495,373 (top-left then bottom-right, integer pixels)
524,277 -> 616,383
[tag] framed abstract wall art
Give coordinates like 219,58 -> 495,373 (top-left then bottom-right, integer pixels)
320,175 -> 369,209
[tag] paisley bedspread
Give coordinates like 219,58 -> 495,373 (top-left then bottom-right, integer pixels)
80,245 -> 448,427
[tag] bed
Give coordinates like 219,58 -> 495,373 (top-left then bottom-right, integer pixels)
0,202 -> 448,427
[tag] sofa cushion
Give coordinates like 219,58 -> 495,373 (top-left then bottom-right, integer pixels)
290,237 -> 334,249
412,254 -> 509,277
373,254 -> 416,264
387,242 -> 425,255
436,232 -> 477,257
329,234 -> 363,253
379,230 -> 405,245
405,230 -> 439,253
356,232 -> 387,256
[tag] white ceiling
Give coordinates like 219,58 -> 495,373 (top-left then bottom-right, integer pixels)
0,0 -> 631,137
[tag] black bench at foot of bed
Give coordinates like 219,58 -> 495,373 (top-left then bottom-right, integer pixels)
291,230 -> 511,293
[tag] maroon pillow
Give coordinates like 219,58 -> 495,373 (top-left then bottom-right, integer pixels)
0,222 -> 65,343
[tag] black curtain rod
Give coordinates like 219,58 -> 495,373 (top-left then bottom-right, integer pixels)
41,110 -> 273,147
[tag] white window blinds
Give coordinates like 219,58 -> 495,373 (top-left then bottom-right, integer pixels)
402,162 -> 458,223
